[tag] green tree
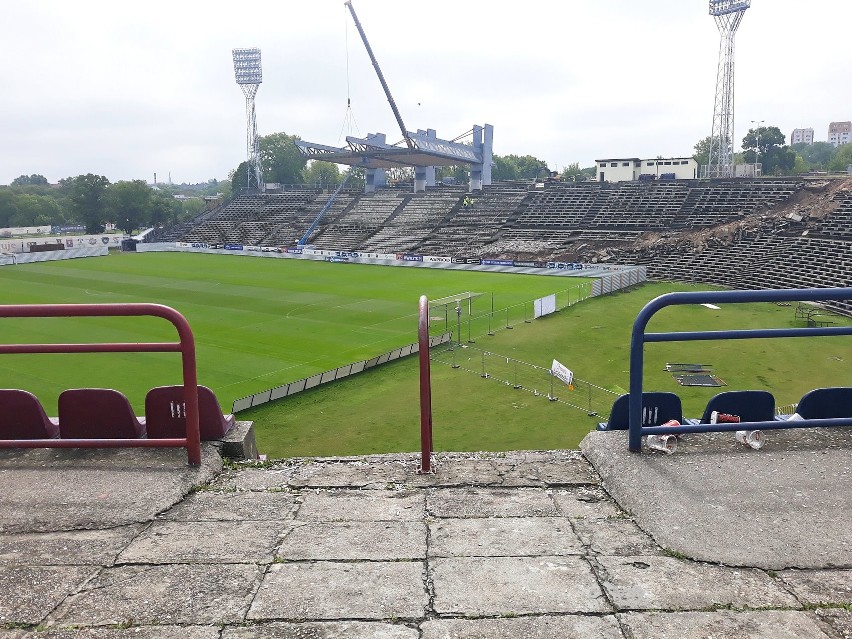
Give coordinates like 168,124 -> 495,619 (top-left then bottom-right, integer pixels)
741,126 -> 795,175
693,136 -> 713,169
106,180 -> 151,234
259,132 -> 307,185
827,144 -> 852,172
67,174 -> 110,233
303,161 -> 342,188
229,161 -> 261,195
792,142 -> 836,170
9,193 -> 61,227
492,154 -> 549,181
0,189 -> 20,228
150,191 -> 183,227
10,174 -> 49,186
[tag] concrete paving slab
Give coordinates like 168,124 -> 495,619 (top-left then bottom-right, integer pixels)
411,459 -> 504,487
0,525 -> 142,565
581,429 -> 852,569
216,457 -> 413,490
426,487 -> 558,518
0,632 -> 25,639
48,563 -> 260,626
420,615 -> 624,639
618,610 -> 831,638
0,446 -> 222,534
0,566 -> 96,625
815,608 -> 852,639
19,627 -> 220,638
223,621 -> 419,638
296,490 -> 424,522
277,521 -> 426,560
779,569 -> 852,604
572,517 -> 665,557
596,555 -> 799,611
117,520 -> 284,564
430,556 -> 610,616
160,489 -> 299,521
427,517 -> 583,557
502,455 -> 599,487
248,561 -> 427,621
551,487 -> 623,519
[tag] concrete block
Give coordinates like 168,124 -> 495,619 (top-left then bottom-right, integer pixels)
0,566 -> 96,625
428,517 -> 583,558
572,517 -> 664,556
219,421 -> 259,460
49,564 -> 260,626
420,615 -> 623,639
779,569 -> 852,605
618,610 -> 832,639
427,487 -> 558,518
0,525 -> 142,565
248,561 -> 427,621
596,556 -> 800,611
551,487 -> 623,519
277,521 -> 426,560
431,556 -> 609,616
117,520 -> 284,564
297,490 -> 424,521
223,621 -> 418,638
22,627 -> 221,638
160,490 -> 299,521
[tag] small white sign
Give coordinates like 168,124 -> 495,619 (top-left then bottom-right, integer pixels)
551,359 -> 574,386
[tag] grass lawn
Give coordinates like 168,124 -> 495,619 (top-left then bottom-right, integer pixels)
0,251 -> 590,414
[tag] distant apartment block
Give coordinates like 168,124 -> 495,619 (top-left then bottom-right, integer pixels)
828,121 -> 851,147
790,128 -> 814,146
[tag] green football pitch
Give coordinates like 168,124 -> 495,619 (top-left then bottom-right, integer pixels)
1,252 -> 849,458
0,251 -> 591,414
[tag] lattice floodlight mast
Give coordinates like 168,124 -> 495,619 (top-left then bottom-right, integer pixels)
233,48 -> 264,192
706,0 -> 750,179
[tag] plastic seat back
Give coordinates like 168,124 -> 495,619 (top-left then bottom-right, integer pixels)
598,392 -> 683,431
58,389 -> 146,439
795,387 -> 852,419
698,390 -> 776,424
0,389 -> 60,439
145,385 -> 235,441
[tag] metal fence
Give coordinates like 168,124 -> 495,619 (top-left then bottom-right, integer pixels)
430,342 -> 618,417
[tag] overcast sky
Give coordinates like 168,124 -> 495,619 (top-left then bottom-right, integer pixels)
2,1 -> 850,185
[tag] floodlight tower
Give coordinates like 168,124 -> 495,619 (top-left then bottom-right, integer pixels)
232,47 -> 264,192
705,0 -> 750,179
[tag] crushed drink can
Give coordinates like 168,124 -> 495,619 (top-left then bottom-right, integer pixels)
735,429 -> 764,450
710,411 -> 741,424
647,433 -> 678,454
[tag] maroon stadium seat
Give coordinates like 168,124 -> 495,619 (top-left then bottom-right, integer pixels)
58,389 -> 146,439
144,385 -> 235,441
0,389 -> 60,439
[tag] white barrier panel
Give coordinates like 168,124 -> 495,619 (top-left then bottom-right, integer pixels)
534,294 -> 557,319
1,246 -> 109,266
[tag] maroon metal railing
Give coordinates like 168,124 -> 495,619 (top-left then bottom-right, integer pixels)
418,295 -> 433,473
0,303 -> 202,466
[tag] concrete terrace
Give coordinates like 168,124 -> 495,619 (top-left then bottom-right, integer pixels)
0,428 -> 850,638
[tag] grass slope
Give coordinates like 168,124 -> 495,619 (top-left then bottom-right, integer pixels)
0,252 -> 590,413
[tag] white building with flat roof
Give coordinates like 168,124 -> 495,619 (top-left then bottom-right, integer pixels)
596,157 -> 698,182
791,128 -> 814,146
828,121 -> 851,147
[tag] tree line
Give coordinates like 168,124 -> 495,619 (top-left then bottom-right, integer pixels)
693,126 -> 852,175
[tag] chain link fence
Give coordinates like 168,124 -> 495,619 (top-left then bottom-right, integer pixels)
430,342 -> 618,417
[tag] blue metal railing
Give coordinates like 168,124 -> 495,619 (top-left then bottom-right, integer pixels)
628,288 -> 852,451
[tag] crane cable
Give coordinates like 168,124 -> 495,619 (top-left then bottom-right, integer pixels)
338,13 -> 360,144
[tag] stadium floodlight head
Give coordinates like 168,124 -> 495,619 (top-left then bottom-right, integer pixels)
232,48 -> 264,193
233,48 -> 262,85
704,0 -> 750,179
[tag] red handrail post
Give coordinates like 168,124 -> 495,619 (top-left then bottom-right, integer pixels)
417,295 -> 434,474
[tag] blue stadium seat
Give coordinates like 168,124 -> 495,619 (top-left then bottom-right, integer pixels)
598,392 -> 683,431
697,390 -> 776,424
794,387 -> 852,419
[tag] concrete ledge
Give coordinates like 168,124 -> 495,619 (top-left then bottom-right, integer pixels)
215,421 -> 258,460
